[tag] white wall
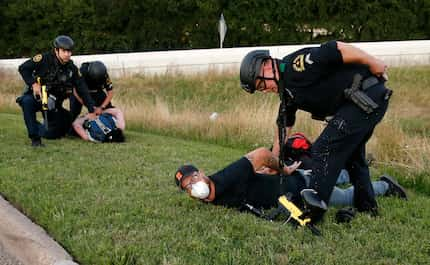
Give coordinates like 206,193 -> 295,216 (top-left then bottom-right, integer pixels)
1,40 -> 430,78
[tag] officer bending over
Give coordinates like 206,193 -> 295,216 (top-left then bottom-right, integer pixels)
240,41 -> 392,222
70,61 -> 114,121
17,35 -> 100,147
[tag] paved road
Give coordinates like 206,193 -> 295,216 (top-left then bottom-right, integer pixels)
0,242 -> 24,265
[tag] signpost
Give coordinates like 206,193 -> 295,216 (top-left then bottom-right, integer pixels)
218,13 -> 227,48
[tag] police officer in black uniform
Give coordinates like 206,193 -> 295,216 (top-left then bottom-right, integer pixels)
70,61 -> 114,121
239,41 -> 391,222
17,35 -> 100,147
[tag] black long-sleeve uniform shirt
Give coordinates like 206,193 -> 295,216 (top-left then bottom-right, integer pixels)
18,51 -> 95,113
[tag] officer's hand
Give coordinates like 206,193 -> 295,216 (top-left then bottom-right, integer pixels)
32,83 -> 41,99
94,107 -> 103,115
86,112 -> 97,120
369,58 -> 388,80
283,161 -> 302,175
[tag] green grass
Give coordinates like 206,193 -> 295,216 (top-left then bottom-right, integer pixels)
1,113 -> 430,265
2,67 -> 430,175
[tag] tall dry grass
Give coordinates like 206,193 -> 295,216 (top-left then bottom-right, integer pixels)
1,67 -> 429,176
0,71 -> 23,111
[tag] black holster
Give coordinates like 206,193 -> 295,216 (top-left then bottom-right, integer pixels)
344,74 -> 379,114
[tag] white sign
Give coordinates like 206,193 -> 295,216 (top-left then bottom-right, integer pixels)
218,13 -> 227,48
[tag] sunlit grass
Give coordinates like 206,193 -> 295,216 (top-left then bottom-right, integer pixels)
1,66 -> 430,264
1,112 -> 429,265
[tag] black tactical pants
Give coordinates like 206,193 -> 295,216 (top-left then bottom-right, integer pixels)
309,83 -> 390,213
19,93 -> 72,139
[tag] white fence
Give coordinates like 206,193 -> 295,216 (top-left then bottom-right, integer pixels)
1,40 -> 430,78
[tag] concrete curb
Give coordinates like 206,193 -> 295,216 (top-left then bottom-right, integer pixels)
0,195 -> 79,265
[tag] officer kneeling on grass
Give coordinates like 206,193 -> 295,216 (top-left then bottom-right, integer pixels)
239,40 -> 392,223
70,61 -> 115,121
72,107 -> 125,143
17,35 -> 100,147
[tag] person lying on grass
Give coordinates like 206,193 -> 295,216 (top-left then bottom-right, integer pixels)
72,107 -> 125,143
175,146 -> 407,219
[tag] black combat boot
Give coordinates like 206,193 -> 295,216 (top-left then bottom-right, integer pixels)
300,189 -> 328,224
31,137 -> 45,147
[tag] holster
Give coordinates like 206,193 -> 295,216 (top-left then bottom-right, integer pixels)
344,74 -> 379,114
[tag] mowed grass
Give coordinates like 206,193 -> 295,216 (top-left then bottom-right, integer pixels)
1,112 -> 430,265
1,66 -> 430,264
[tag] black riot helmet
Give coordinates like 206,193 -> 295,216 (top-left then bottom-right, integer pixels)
53,35 -> 74,50
239,50 -> 271,93
87,61 -> 108,85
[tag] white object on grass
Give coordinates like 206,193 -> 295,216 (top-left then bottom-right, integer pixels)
209,112 -> 218,121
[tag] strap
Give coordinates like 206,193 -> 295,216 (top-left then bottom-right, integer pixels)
94,117 -> 112,135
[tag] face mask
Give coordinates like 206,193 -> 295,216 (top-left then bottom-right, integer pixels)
190,181 -> 210,199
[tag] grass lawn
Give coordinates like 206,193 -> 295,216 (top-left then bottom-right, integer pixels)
1,112 -> 429,265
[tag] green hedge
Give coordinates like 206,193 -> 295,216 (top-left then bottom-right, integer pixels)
1,0 -> 429,58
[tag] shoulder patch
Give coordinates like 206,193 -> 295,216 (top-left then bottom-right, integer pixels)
32,54 -> 43,62
292,54 -> 305,72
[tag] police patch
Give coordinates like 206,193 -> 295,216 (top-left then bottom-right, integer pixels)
32,54 -> 42,62
293,54 -> 305,72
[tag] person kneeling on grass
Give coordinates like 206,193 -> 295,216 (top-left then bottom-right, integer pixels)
174,147 -> 407,220
72,107 -> 125,143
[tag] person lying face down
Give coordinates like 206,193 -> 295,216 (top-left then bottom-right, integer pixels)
72,107 -> 125,143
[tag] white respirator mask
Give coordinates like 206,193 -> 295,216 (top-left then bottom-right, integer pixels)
190,181 -> 210,199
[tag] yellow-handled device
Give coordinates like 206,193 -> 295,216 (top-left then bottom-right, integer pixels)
41,85 -> 48,110
278,195 -> 321,236
278,195 -> 311,226
37,77 -> 49,129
